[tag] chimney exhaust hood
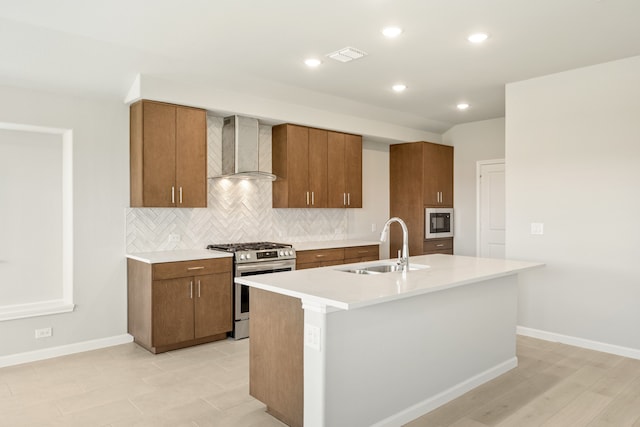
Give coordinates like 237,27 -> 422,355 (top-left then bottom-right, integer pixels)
210,115 -> 276,180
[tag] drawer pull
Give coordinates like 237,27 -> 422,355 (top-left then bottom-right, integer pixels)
187,266 -> 205,270
315,254 -> 325,258
357,250 -> 369,254
436,244 -> 444,247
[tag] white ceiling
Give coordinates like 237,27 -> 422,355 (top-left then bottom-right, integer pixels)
1,0 -> 639,133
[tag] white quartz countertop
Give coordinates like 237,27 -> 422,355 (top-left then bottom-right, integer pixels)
236,254 -> 543,310
292,240 -> 380,251
126,249 -> 232,264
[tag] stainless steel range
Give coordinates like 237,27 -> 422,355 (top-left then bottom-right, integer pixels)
206,242 -> 296,339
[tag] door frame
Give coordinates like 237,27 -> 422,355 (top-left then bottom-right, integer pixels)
476,159 -> 505,256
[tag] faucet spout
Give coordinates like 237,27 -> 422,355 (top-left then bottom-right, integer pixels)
380,217 -> 409,272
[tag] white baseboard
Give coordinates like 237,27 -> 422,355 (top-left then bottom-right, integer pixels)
0,334 -> 134,368
372,357 -> 518,427
517,326 -> 640,360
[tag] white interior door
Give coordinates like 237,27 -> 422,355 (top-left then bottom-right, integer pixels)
478,160 -> 505,258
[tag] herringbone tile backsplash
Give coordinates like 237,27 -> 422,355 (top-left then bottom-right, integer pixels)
126,116 -> 348,252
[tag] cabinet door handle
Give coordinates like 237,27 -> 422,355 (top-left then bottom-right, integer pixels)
312,191 -> 315,206
347,193 -> 351,206
187,266 -> 205,271
197,280 -> 201,298
179,187 -> 183,204
306,191 -> 310,205
190,280 -> 193,299
171,186 -> 175,204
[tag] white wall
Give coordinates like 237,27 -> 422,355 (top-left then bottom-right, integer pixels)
0,85 -> 129,358
347,140 -> 390,259
137,74 -> 443,145
444,118 -> 505,256
506,55 -> 640,353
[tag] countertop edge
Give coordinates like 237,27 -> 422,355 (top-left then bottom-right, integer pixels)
126,250 -> 233,264
236,255 -> 544,311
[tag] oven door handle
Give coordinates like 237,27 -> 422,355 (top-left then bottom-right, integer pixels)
236,259 -> 296,275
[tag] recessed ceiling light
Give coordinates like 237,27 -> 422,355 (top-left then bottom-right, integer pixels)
457,103 -> 470,110
467,33 -> 489,44
304,58 -> 322,67
382,26 -> 403,38
392,84 -> 407,92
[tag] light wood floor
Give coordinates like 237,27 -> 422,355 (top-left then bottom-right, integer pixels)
0,338 -> 285,427
405,336 -> 640,427
1,336 -> 639,426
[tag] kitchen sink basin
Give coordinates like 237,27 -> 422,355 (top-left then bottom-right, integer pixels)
338,262 -> 430,275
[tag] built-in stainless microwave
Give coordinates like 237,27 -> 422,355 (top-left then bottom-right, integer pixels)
425,208 -> 454,239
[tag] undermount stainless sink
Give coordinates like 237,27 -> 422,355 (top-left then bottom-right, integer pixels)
338,262 -> 430,275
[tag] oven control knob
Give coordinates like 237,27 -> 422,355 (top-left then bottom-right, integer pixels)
240,254 -> 245,260
279,251 -> 283,256
246,253 -> 251,259
286,250 -> 292,256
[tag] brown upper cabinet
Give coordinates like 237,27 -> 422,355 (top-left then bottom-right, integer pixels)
390,141 -> 454,256
130,100 -> 207,207
423,142 -> 453,207
272,124 -> 362,208
272,124 -> 327,208
327,132 -> 363,208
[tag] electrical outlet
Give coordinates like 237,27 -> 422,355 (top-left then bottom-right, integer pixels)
35,327 -> 52,339
530,223 -> 544,235
371,223 -> 376,232
169,233 -> 181,243
304,323 -> 321,351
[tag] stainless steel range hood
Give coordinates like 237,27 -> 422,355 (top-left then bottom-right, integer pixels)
211,115 -> 276,180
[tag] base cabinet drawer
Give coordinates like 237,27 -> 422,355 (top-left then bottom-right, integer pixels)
296,248 -> 344,266
423,238 -> 453,255
297,259 -> 346,270
296,245 -> 380,270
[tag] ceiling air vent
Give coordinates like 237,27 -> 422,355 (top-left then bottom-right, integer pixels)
326,47 -> 368,63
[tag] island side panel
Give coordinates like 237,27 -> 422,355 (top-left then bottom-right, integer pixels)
316,274 -> 518,427
249,287 -> 304,427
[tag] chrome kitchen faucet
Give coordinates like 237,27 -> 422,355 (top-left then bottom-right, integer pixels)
380,217 -> 409,272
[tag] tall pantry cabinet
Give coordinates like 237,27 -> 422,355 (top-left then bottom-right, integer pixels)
389,141 -> 453,257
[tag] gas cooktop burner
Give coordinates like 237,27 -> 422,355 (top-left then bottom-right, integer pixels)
206,242 -> 292,252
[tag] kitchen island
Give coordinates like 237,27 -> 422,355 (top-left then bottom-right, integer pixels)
238,254 -> 542,427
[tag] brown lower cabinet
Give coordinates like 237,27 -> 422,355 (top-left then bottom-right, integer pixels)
250,287 -> 304,427
127,257 -> 233,353
296,244 -> 379,270
423,237 -> 454,255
